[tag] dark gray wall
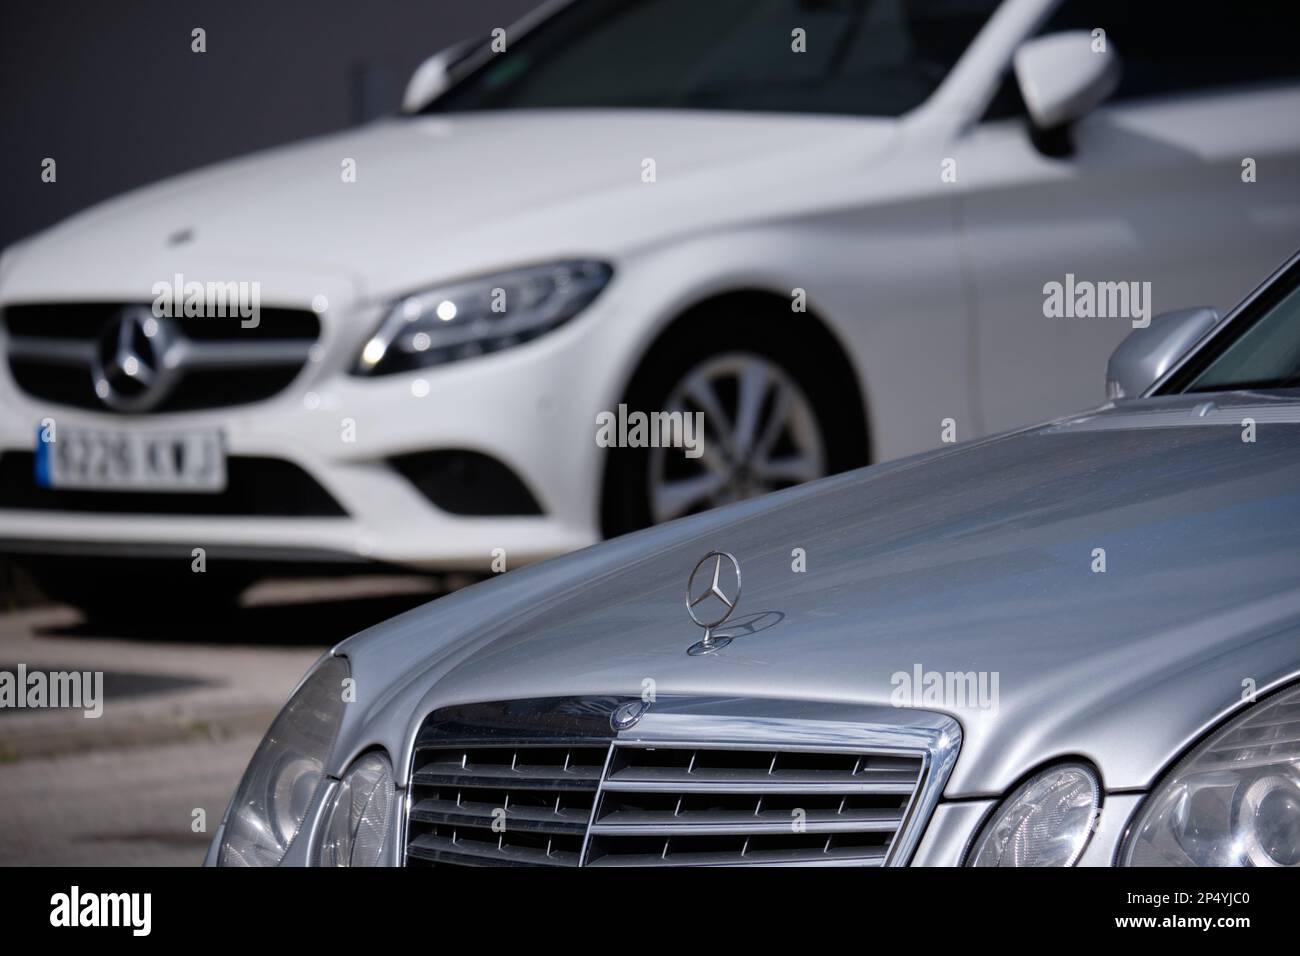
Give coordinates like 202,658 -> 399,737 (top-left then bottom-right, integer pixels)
0,0 -> 538,252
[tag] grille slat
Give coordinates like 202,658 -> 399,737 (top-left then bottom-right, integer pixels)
404,699 -> 950,868
407,833 -> 579,867
589,806 -> 906,836
410,797 -> 592,834
412,763 -> 603,791
584,845 -> 890,867
600,768 -> 917,794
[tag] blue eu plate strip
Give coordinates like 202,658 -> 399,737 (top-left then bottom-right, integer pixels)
34,424 -> 52,488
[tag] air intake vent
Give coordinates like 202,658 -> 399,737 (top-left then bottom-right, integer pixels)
585,746 -> 923,866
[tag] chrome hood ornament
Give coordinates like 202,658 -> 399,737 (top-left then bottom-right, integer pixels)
686,550 -> 741,655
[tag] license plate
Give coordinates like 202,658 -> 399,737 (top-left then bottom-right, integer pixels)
35,425 -> 227,493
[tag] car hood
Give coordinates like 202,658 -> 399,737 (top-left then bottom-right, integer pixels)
337,391 -> 1300,795
1,110 -> 897,304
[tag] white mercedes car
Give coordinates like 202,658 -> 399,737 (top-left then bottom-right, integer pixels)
1,0 -> 1297,616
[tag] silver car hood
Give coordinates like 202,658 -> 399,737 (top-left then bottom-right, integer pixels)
335,391 -> 1300,795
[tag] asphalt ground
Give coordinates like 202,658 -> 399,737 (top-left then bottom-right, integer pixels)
0,576 -> 442,866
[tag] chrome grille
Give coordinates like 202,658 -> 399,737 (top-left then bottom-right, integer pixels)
407,744 -> 607,866
404,697 -> 959,868
2,302 -> 319,412
586,745 -> 923,866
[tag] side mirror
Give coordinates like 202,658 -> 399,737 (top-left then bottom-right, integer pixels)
402,38 -> 482,113
1014,31 -> 1120,135
1106,307 -> 1220,400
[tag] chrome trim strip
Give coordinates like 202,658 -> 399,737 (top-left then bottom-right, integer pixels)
5,337 -> 97,364
578,739 -> 618,866
5,332 -> 314,370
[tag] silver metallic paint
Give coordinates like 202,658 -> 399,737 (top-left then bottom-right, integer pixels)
219,255 -> 1300,865
288,387 -> 1299,865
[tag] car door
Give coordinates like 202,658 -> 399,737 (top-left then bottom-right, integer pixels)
955,0 -> 1300,432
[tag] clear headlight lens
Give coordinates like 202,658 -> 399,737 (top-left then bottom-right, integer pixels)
1121,683 -> 1300,867
219,656 -> 348,867
967,762 -> 1101,867
354,260 -> 612,375
316,752 -> 396,867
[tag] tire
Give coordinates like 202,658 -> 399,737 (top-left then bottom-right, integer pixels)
601,297 -> 869,538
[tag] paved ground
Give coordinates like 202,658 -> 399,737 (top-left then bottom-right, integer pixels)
0,732 -> 262,866
0,576 -> 441,866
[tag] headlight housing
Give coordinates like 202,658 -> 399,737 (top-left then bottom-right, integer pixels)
219,656 -> 348,867
967,762 -> 1101,867
354,260 -> 612,375
1121,682 -> 1300,867
316,752 -> 397,867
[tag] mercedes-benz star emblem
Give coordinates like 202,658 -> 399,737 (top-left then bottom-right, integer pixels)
91,306 -> 180,412
610,700 -> 650,732
686,550 -> 741,655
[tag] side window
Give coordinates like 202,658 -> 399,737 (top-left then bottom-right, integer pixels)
1044,0 -> 1300,102
982,70 -> 1025,121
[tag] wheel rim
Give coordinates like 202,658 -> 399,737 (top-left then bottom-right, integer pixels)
648,352 -> 827,524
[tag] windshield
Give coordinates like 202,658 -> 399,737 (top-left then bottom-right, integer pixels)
424,0 -> 999,118
1171,258 -> 1300,393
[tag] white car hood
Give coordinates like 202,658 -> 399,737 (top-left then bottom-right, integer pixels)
2,110 -> 898,305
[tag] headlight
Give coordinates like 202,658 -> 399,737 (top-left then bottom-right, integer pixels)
316,752 -> 396,867
967,762 -> 1101,867
1121,682 -> 1300,866
354,260 -> 612,375
219,656 -> 348,867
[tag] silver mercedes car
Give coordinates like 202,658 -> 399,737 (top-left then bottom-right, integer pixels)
209,251 -> 1300,868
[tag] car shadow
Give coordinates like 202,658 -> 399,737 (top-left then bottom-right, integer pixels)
33,578 -> 452,648
706,609 -> 786,646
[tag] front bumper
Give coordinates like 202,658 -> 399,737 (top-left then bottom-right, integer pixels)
0,299 -> 617,572
205,689 -> 1150,867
